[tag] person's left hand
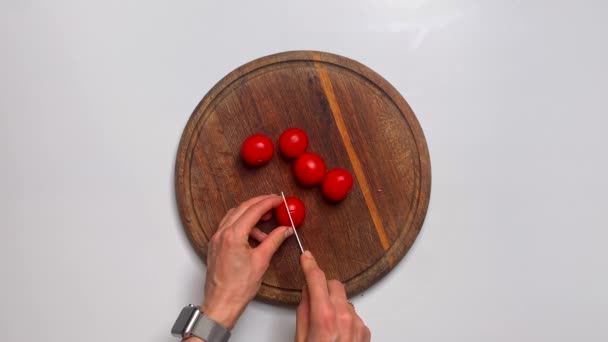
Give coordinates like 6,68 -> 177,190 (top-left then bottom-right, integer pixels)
200,194 -> 293,330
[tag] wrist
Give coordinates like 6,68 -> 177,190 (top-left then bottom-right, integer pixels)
201,299 -> 244,330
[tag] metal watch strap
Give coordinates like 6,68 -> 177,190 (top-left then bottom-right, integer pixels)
191,311 -> 231,342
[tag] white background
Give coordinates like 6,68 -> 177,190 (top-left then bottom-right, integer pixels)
1,0 -> 607,341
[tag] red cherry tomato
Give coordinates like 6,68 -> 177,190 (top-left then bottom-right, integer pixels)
321,168 -> 354,202
275,196 -> 306,227
241,134 -> 274,166
278,128 -> 309,158
293,152 -> 326,186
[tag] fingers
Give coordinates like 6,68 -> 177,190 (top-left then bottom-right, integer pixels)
328,280 -> 368,341
254,226 -> 293,262
353,316 -> 371,342
328,280 -> 349,310
220,195 -> 277,229
218,208 -> 236,230
328,280 -> 347,300
261,211 -> 272,221
300,251 -> 330,315
361,326 -> 372,342
233,196 -> 283,236
299,255 -> 371,341
360,324 -> 372,342
249,227 -> 267,243
295,285 -> 310,342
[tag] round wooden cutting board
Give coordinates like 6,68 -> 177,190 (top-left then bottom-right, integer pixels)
175,51 -> 431,305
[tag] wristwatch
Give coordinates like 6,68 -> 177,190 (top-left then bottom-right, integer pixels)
171,305 -> 231,342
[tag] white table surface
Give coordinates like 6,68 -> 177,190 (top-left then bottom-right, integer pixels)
1,1 -> 607,341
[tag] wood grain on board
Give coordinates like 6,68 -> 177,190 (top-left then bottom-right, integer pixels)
175,51 -> 431,305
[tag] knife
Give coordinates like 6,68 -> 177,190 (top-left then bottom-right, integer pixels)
280,191 -> 305,254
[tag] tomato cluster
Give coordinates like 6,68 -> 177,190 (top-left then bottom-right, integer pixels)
240,128 -> 355,228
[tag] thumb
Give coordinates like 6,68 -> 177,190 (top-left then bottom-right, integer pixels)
254,226 -> 293,262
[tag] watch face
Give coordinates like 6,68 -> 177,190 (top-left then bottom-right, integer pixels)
171,305 -> 198,337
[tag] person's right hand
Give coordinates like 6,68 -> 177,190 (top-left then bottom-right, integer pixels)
296,251 -> 371,342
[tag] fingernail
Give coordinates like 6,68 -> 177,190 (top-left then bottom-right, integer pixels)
284,227 -> 294,237
303,250 -> 313,258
